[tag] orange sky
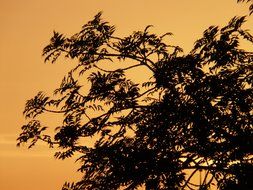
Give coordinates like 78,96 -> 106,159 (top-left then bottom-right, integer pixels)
0,1 -> 252,190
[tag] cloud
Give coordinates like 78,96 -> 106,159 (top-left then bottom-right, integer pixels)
0,133 -> 54,158
0,134 -> 17,145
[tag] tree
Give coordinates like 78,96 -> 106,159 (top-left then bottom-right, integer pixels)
237,0 -> 253,15
17,11 -> 253,190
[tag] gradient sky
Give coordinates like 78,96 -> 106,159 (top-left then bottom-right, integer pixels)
0,1 -> 252,190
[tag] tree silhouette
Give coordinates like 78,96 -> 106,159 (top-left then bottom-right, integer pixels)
17,12 -> 253,190
237,0 -> 253,15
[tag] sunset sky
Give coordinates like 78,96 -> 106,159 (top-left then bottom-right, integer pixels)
0,1 -> 252,190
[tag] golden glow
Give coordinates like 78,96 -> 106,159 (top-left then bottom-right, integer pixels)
0,0 -> 252,189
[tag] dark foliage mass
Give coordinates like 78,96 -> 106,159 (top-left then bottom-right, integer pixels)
17,11 -> 253,190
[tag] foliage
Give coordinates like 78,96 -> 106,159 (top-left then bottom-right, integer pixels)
17,12 -> 253,190
237,0 -> 253,15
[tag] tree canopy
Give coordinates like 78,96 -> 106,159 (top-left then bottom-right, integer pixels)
17,10 -> 253,190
